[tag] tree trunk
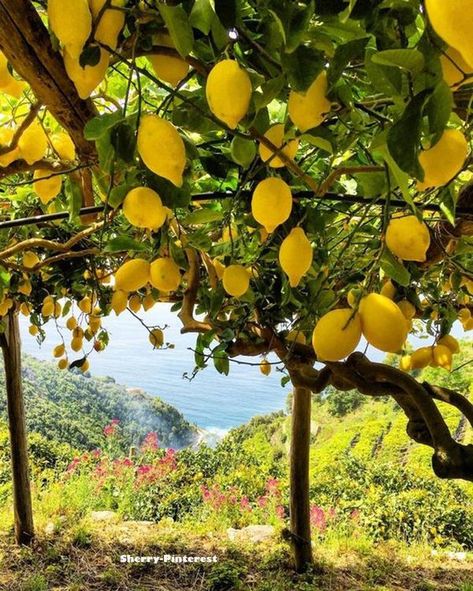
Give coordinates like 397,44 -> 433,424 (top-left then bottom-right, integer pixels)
290,385 -> 313,572
1,309 -> 34,545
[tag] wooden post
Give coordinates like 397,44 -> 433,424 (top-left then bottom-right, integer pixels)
290,385 -> 313,572
0,309 -> 34,545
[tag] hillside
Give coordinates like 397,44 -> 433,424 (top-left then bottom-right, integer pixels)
0,355 -> 198,451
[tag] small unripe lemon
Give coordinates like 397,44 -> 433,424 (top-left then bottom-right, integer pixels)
437,334 -> 460,354
137,114 -> 186,187
149,258 -> 181,293
122,187 -> 167,230
33,169 -> 63,204
222,265 -> 250,298
279,227 -> 313,288
417,129 -> 468,190
260,359 -> 271,376
149,328 -> 164,348
115,259 -> 150,292
206,59 -> 252,129
251,178 -> 293,233
288,71 -> 331,132
385,215 -> 431,262
359,294 -> 408,353
312,308 -> 362,361
259,124 -> 299,168
433,344 -> 453,371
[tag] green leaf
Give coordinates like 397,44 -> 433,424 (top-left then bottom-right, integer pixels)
365,49 -> 403,97
79,44 -> 101,68
104,236 -> 147,253
108,184 -> 128,208
230,136 -> 257,168
84,112 -> 123,140
378,145 -> 414,209
183,209 -> 224,225
380,250 -> 411,287
110,122 -> 136,163
65,177 -> 83,221
213,350 -> 230,376
438,187 -> 456,226
286,1 -> 315,53
158,4 -> 194,58
282,45 -> 325,92
254,75 -> 285,111
214,0 -> 237,28
425,81 -> 453,137
372,49 -> 425,75
328,37 -> 369,88
189,0 -> 214,34
0,267 -> 10,289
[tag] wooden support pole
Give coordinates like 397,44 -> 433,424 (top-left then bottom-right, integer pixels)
290,386 -> 313,572
0,309 -> 34,545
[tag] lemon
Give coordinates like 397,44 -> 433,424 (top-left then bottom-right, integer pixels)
149,258 -> 181,292
137,114 -> 186,187
20,302 -> 32,316
48,0 -> 92,59
111,290 -> 128,315
18,121 -> 48,165
58,358 -> 69,370
312,308 -> 362,361
433,344 -> 453,371
42,296 -> 55,317
279,227 -> 313,288
397,299 -> 416,320
53,344 -> 65,358
399,355 -> 412,372
385,215 -> 431,262
148,33 -> 189,86
206,59 -> 252,129
213,259 -> 225,280
222,265 -> 250,298
425,1 -> 473,68
441,47 -> 473,88
66,316 -> 78,331
380,280 -> 396,300
286,330 -> 307,345
128,294 -> 142,313
260,359 -> 271,376
142,293 -> 156,311
78,295 -> 93,314
149,328 -> 164,348
29,324 -> 39,336
89,0 -> 125,50
0,128 -> 20,167
88,315 -> 101,333
437,334 -> 460,354
115,259 -> 150,292
51,132 -> 76,161
251,177 -> 293,233
33,169 -> 62,204
359,293 -> 408,353
23,251 -> 40,269
71,336 -> 83,352
54,302 -> 62,318
221,224 -> 239,243
288,71 -> 331,132
1,78 -> 26,99
259,124 -> 299,168
418,129 -> 468,190
64,49 -> 110,99
122,187 -> 167,229
80,359 -> 90,372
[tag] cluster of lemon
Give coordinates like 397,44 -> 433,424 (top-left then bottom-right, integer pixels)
400,335 -> 460,373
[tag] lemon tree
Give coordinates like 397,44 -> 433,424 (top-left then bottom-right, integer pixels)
0,0 -> 472,570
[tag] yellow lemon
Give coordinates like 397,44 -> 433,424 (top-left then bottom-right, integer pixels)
425,0 -> 473,68
0,128 -> 20,167
42,296 -> 55,317
148,33 -> 189,86
115,259 -> 150,292
279,227 -> 313,287
213,259 -> 225,280
206,59 -> 252,129
385,215 -> 431,262
33,169 -> 63,204
66,316 -> 78,331
433,344 -> 453,371
111,290 -> 128,315
437,334 -> 460,354
63,48 -> 110,99
418,129 -> 468,190
149,328 -> 164,348
259,124 -> 299,168
20,302 -> 32,316
23,251 -> 40,269
222,265 -> 250,298
440,47 -> 473,88
128,294 -> 142,313
288,71 -> 331,132
399,355 -> 412,372
251,177 -> 293,233
18,121 -> 48,165
29,325 -> 39,336
359,293 -> 408,353
286,330 -> 307,345
380,280 -> 396,300
149,258 -> 181,292
122,187 -> 167,229
53,344 -> 65,358
260,359 -> 271,376
71,336 -> 83,352
78,295 -> 93,314
312,308 -> 362,361
397,299 -> 417,320
58,358 -> 69,370
142,292 -> 156,311
89,0 -> 125,50
1,78 -> 27,99
48,0 -> 92,58
137,114 -> 186,187
51,132 -> 76,161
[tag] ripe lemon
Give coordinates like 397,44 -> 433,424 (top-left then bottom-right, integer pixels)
286,330 -> 307,345
433,344 -> 453,371
142,292 -> 156,311
58,358 -> 69,370
279,227 -> 313,288
149,328 -> 164,348
64,49 -> 110,99
251,177 -> 293,233
29,325 -> 39,336
425,0 -> 473,68
89,0 -> 125,50
411,346 -> 433,370
149,258 -> 181,292
312,308 -> 362,361
397,299 -> 417,320
380,280 -> 396,300
206,59 -> 252,129
260,359 -> 271,376
51,132 -> 76,161
66,316 -> 78,330
137,114 -> 186,187
18,121 -> 48,165
437,334 -> 460,354
0,128 -> 20,167
48,0 -> 92,59
399,355 -> 412,372
222,265 -> 250,298
441,47 -> 473,88
288,71 -> 331,132
111,290 -> 128,315
385,215 -> 431,262
42,296 -> 55,317
128,294 -> 142,313
53,344 -> 65,358
20,302 -> 32,316
259,124 -> 299,168
418,129 -> 468,190
221,224 -> 239,243
23,251 -> 40,269
213,258 -> 225,280
71,336 -> 83,352
78,295 -> 93,314
122,187 -> 167,229
80,359 -> 90,372
148,33 -> 189,86
1,78 -> 26,99
359,293 -> 408,353
115,259 -> 150,292
33,169 -> 62,204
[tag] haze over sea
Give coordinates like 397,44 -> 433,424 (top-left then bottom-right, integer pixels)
19,305 -> 467,433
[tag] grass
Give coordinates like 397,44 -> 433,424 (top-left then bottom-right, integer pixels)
1,519 -> 473,591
